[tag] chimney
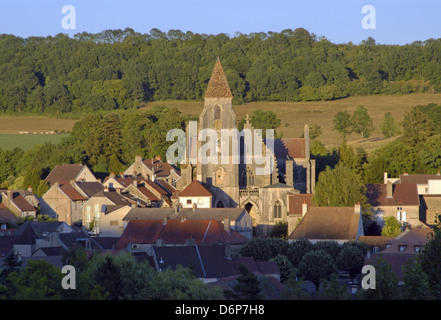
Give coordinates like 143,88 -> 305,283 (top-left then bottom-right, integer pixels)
354,202 -> 361,214
225,242 -> 232,260
286,159 -> 294,187
7,190 -> 13,200
302,200 -> 308,216
104,187 -> 109,192
110,172 -> 116,179
27,186 -> 33,193
224,217 -> 231,233
403,171 -> 408,176
387,181 -> 393,199
186,238 -> 195,246
383,172 -> 388,184
54,181 -> 59,188
163,216 -> 169,225
119,172 -> 125,178
174,205 -> 179,214
132,179 -> 138,187
135,155 -> 142,163
437,170 -> 440,176
70,179 -> 76,187
116,188 -> 121,194
304,124 -> 310,159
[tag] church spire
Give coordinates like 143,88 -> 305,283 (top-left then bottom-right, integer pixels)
204,59 -> 233,99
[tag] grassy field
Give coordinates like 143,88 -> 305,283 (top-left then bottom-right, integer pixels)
0,93 -> 440,152
0,134 -> 70,151
142,93 -> 441,153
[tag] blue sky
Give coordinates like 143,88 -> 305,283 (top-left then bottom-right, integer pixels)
0,0 -> 439,44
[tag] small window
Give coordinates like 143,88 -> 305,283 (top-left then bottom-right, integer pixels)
414,245 -> 422,253
399,245 -> 406,252
187,199 -> 192,204
197,199 -> 204,205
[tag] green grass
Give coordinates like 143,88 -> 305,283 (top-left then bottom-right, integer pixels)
0,134 -> 70,151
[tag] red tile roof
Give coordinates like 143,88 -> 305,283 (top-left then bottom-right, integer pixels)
137,186 -> 160,202
115,219 -> 248,249
59,184 -> 87,201
178,180 -> 212,197
267,138 -> 306,159
142,159 -> 180,177
366,183 -> 419,207
400,174 -> 441,185
288,194 -> 314,215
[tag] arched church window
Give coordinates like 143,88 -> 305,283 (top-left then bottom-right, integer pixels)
216,200 -> 225,208
214,105 -> 222,129
274,200 -> 282,219
246,166 -> 255,186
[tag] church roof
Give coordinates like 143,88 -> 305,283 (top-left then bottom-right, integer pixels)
204,59 -> 233,99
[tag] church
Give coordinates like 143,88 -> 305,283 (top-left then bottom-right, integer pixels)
178,59 -> 316,236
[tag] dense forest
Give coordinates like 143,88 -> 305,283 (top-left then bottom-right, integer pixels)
1,27 -> 441,114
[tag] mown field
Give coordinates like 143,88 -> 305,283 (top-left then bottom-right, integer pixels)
0,134 -> 70,150
1,93 -> 440,152
142,93 -> 441,153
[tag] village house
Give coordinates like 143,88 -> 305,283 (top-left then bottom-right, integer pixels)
178,179 -> 213,209
0,202 -> 22,231
364,227 -> 433,283
115,217 -> 249,252
45,163 -> 98,186
0,189 -> 37,219
287,203 -> 364,244
102,172 -> 135,192
286,193 -> 315,237
366,182 -> 421,228
97,205 -> 132,237
81,189 -> 134,232
122,206 -> 253,239
124,155 -> 181,188
122,177 -> 173,208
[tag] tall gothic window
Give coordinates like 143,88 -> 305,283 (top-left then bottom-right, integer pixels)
246,166 -> 255,186
214,105 -> 222,129
274,200 -> 282,219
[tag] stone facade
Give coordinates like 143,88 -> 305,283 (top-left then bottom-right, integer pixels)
178,59 -> 315,236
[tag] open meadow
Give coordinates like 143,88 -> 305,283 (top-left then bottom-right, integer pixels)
1,93 -> 440,152
142,93 -> 441,153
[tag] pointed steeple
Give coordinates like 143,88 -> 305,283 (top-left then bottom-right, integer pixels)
204,59 -> 233,99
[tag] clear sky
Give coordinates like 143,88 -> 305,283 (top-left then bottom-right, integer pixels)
0,0 -> 439,45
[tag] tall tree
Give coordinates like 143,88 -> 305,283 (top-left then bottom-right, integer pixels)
333,111 -> 352,141
401,106 -> 436,148
351,105 -> 374,139
298,250 -> 336,295
380,112 -> 400,138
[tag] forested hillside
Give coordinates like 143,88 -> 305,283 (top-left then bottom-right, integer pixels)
1,27 -> 441,114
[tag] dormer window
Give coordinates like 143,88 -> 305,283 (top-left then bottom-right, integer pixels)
399,245 -> 407,252
414,245 -> 422,253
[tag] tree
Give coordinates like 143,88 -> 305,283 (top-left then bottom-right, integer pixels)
270,254 -> 294,283
336,245 -> 365,281
319,273 -> 351,300
286,238 -> 314,268
381,216 -> 403,236
298,250 -> 336,295
0,249 -> 22,283
93,255 -> 122,300
224,264 -> 261,300
380,112 -> 400,138
312,163 -> 367,207
351,105 -> 374,139
333,111 -> 352,141
419,214 -> 441,298
401,257 -> 433,300
250,110 -> 281,139
268,221 -> 288,239
356,256 -> 400,300
401,106 -> 436,148
313,241 -> 341,262
281,273 -> 311,300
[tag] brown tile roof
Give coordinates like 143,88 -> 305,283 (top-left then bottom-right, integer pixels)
288,206 -> 362,241
75,181 -> 104,198
364,254 -> 415,281
204,59 -> 233,98
45,164 -> 87,185
137,186 -> 161,202
400,173 -> 441,185
366,183 -> 419,207
115,219 -> 248,249
144,179 -> 169,196
0,203 -> 22,226
142,159 -> 180,177
359,236 -> 396,249
382,228 -> 433,254
59,184 -> 87,201
288,194 -> 314,215
267,138 -> 306,159
178,180 -> 212,197
155,179 -> 176,195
